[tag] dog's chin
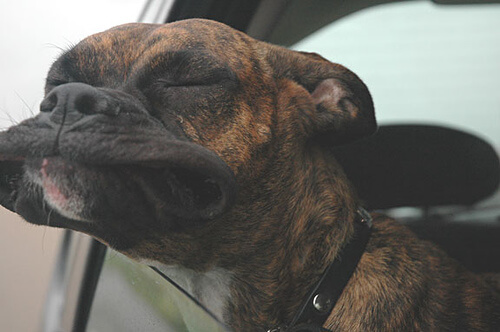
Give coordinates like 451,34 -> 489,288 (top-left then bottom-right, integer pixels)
5,157 -> 108,230
26,157 -> 90,223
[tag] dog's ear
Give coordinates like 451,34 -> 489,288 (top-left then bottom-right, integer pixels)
264,46 -> 377,145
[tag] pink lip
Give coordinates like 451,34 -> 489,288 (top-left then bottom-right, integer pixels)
41,158 -> 69,208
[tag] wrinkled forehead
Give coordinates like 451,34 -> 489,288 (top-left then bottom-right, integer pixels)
46,20 -> 260,89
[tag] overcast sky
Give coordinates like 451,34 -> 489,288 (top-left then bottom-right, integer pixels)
0,0 -> 145,129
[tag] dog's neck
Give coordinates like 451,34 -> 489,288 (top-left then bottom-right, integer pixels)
217,144 -> 360,330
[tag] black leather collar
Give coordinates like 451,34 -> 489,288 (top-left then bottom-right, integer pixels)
269,208 -> 373,332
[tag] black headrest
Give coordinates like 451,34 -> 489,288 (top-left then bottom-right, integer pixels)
333,124 -> 500,210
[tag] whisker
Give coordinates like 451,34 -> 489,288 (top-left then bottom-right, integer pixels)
15,92 -> 36,117
43,43 -> 67,53
5,111 -> 18,126
47,208 -> 54,227
42,227 -> 47,252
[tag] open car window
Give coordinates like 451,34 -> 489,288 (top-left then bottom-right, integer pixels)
292,1 -> 500,216
293,1 -> 500,154
87,249 -> 229,332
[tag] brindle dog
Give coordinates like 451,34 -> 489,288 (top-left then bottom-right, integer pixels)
0,19 -> 498,331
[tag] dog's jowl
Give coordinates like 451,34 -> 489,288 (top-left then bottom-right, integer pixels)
0,19 -> 498,331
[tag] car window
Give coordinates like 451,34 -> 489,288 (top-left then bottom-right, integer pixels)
292,1 -> 500,208
86,250 -> 229,332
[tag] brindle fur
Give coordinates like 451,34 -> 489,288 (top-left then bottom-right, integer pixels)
1,19 -> 499,331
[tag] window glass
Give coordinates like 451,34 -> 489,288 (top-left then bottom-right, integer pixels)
293,1 -> 500,208
293,1 -> 500,150
87,250 -> 229,332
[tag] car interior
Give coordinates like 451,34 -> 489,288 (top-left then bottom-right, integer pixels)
36,0 -> 500,331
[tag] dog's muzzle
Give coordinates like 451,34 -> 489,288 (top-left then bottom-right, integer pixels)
0,82 -> 237,228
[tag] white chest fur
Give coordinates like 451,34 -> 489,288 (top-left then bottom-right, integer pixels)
153,264 -> 233,323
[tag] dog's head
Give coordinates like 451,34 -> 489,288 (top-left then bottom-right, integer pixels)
0,19 -> 375,267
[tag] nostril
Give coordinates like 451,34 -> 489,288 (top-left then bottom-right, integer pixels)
74,93 -> 121,116
74,93 -> 100,115
40,93 -> 58,113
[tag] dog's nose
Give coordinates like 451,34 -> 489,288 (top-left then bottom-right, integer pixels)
40,82 -> 120,125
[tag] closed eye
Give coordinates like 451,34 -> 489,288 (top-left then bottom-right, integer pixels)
155,64 -> 238,89
155,72 -> 235,88
156,78 -> 203,87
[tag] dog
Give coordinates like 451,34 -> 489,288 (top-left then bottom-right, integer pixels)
0,19 -> 498,331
